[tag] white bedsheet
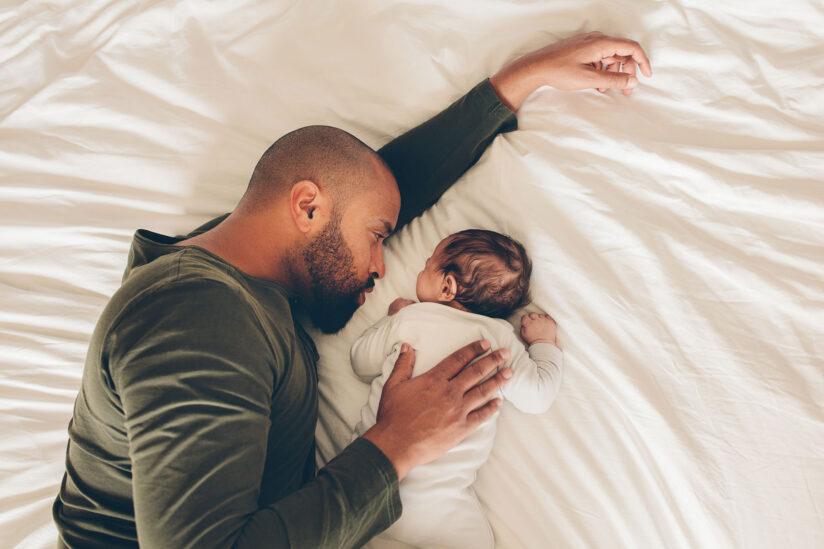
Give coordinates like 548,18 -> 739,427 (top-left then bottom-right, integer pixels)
2,1 -> 822,548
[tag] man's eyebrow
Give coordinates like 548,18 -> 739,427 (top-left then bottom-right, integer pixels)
381,220 -> 394,235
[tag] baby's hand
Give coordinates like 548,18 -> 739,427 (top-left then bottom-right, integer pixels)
520,312 -> 557,346
388,297 -> 416,316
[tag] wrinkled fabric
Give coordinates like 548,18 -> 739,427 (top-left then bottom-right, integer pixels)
2,1 -> 823,548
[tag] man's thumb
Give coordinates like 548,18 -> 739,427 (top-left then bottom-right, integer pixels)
385,343 -> 415,389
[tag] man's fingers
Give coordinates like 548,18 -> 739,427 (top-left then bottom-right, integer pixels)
432,339 -> 491,380
601,60 -> 620,93
586,66 -> 638,91
620,56 -> 638,96
452,348 -> 509,391
463,368 -> 512,412
384,343 -> 415,390
594,38 -> 652,77
465,398 -> 503,430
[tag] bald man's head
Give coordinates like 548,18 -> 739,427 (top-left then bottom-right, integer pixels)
230,125 -> 400,333
239,125 -> 386,213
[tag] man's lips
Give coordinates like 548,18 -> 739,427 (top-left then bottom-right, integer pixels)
358,285 -> 374,305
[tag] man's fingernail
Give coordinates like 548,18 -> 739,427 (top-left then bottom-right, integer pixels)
500,349 -> 510,360
480,340 -> 491,350
502,368 -> 513,379
627,76 -> 638,88
401,343 -> 409,353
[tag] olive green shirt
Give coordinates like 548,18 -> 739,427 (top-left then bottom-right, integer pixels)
54,79 -> 517,548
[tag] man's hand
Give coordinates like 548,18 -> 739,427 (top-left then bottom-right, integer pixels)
361,340 -> 512,480
388,297 -> 416,315
490,31 -> 653,110
520,312 -> 558,346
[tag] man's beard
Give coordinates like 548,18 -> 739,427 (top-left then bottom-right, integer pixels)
302,213 -> 372,334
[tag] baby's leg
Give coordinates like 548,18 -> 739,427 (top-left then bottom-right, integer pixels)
384,486 -> 494,549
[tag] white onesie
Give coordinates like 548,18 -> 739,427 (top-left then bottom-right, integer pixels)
351,302 -> 563,549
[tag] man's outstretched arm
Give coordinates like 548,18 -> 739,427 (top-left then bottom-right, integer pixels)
378,79 -> 517,229
380,31 -> 652,230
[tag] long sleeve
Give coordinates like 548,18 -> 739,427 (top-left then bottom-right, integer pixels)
500,341 -> 564,414
110,281 -> 400,549
378,78 -> 517,229
350,315 -> 398,382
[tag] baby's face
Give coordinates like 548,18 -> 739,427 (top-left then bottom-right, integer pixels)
415,237 -> 450,303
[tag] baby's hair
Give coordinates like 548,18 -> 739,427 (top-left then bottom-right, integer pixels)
437,229 -> 532,319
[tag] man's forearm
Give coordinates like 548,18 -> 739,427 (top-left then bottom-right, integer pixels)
113,285 -> 401,549
378,78 -> 517,230
238,438 -> 401,549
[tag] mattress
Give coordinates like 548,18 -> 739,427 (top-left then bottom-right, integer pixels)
1,1 -> 822,548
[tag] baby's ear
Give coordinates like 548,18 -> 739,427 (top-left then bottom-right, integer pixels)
441,273 -> 458,302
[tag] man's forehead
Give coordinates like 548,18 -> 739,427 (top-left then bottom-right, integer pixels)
361,161 -> 400,219
370,154 -> 400,193
344,191 -> 398,232
335,154 -> 399,228
365,215 -> 395,234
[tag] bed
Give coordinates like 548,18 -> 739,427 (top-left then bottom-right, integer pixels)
2,1 -> 822,547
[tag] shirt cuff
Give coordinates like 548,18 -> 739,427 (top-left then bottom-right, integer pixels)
474,78 -> 518,131
329,437 -> 402,522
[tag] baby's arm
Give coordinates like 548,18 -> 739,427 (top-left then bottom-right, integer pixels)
350,298 -> 415,381
500,313 -> 563,414
350,314 -> 398,382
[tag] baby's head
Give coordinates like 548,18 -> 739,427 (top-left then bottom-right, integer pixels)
416,229 -> 532,319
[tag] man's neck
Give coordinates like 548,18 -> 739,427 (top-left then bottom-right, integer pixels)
176,212 -> 295,286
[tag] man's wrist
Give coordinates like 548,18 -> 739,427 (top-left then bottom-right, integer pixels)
489,56 -> 545,112
361,425 -> 413,481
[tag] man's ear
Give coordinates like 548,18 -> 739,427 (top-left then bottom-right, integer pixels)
289,180 -> 330,234
440,273 -> 459,302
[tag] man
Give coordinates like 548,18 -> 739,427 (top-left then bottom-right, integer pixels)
54,32 -> 651,548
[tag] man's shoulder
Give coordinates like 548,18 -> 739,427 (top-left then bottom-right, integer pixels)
99,253 -> 302,381
107,248 -> 296,342
126,247 -> 289,305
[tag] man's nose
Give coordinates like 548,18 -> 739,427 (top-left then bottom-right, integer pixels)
370,248 -> 386,280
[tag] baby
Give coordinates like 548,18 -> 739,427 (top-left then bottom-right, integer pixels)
351,229 -> 563,549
